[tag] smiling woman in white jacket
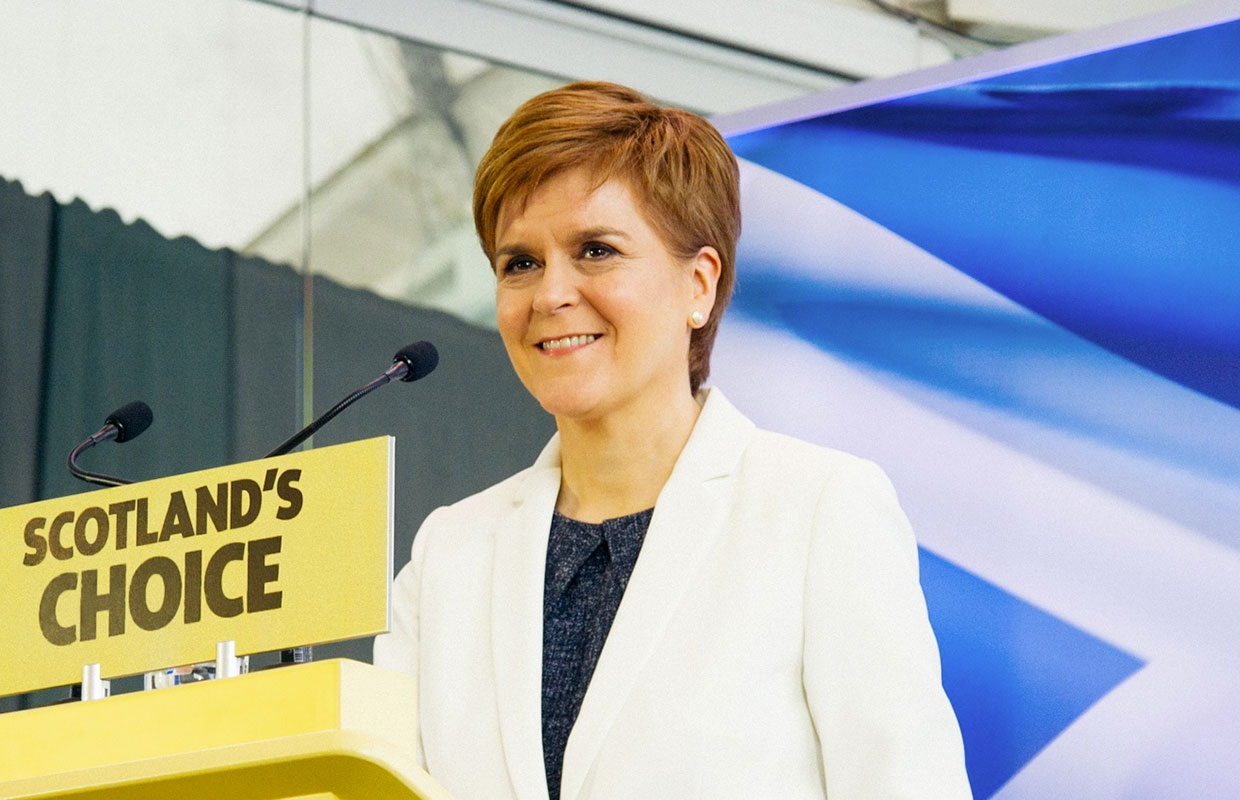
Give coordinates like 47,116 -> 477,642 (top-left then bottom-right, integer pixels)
373,81 -> 971,800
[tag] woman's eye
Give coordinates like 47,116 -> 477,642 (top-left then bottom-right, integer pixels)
502,256 -> 537,275
581,242 -> 615,259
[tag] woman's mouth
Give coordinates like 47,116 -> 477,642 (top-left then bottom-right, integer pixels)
538,334 -> 600,351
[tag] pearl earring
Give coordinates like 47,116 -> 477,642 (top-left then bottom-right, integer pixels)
689,310 -> 705,328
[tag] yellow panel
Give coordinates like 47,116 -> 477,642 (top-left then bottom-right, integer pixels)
0,659 -> 452,800
0,437 -> 393,697
0,661 -> 340,782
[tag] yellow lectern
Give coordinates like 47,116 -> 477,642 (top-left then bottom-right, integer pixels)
1,438 -> 397,696
0,658 -> 453,800
0,439 -> 451,798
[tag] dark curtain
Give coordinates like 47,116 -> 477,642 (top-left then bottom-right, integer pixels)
0,180 -> 54,509
0,177 -> 553,710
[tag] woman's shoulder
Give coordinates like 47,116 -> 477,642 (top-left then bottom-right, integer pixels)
733,428 -> 907,528
701,387 -> 881,469
424,465 -> 536,529
406,465 -> 538,574
697,388 -> 897,499
746,426 -> 890,485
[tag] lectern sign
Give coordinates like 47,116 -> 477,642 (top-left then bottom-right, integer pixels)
0,437 -> 393,697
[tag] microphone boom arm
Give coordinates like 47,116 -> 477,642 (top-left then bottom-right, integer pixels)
264,362 -> 404,458
264,340 -> 437,459
67,429 -> 133,487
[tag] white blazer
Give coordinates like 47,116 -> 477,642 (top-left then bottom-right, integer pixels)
374,389 -> 972,800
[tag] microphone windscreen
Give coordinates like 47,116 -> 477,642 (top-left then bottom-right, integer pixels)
394,341 -> 439,382
105,401 -> 154,443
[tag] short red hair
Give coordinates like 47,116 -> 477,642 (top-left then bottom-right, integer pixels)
473,81 -> 740,393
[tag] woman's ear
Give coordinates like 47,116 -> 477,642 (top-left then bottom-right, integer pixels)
690,245 -> 722,315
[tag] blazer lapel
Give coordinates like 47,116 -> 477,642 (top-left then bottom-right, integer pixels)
559,390 -> 756,800
492,437 -> 562,800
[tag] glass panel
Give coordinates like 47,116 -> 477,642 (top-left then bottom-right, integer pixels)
297,18 -> 564,664
274,19 -> 562,328
0,0 -> 307,708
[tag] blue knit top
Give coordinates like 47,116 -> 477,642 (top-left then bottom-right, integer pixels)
542,507 -> 653,800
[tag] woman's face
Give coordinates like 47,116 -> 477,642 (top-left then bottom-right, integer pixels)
493,168 -> 719,424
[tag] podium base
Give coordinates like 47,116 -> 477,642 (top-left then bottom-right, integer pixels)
0,659 -> 451,800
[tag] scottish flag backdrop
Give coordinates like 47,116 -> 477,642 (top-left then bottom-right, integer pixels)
710,7 -> 1240,798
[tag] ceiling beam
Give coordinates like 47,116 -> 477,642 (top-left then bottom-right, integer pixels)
258,0 -> 853,113
947,0 -> 1200,32
555,0 -> 955,77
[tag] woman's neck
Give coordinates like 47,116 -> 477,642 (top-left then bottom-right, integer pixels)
554,389 -> 703,524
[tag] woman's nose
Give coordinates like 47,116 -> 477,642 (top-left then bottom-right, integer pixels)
531,258 -> 579,314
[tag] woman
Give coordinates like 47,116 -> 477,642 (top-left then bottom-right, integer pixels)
374,81 -> 971,800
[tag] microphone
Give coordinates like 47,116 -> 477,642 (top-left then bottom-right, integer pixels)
267,342 -> 437,667
265,341 -> 438,458
67,401 -> 155,487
